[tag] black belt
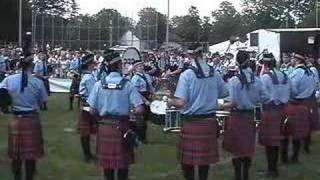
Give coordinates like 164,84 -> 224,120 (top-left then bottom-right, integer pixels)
12,111 -> 38,115
263,103 -> 285,109
99,115 -> 129,125
231,109 -> 255,114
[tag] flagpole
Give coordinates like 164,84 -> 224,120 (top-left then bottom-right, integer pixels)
166,0 -> 170,43
18,0 -> 23,47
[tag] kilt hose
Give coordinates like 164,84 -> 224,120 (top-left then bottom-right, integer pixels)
284,102 -> 310,139
8,115 -> 44,160
178,118 -> 219,166
79,104 -> 97,137
223,112 -> 256,158
97,119 -> 134,170
259,105 -> 286,147
308,97 -> 320,132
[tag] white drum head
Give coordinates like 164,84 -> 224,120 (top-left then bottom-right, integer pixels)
150,100 -> 167,115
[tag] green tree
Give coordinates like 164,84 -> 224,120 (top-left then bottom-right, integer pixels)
210,1 -> 243,43
171,6 -> 202,43
135,7 -> 167,48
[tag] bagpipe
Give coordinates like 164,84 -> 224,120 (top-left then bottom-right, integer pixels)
0,88 -> 12,113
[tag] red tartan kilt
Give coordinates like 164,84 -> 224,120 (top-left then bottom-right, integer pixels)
223,112 -> 256,157
8,115 -> 44,160
309,98 -> 320,131
259,106 -> 285,146
96,120 -> 134,169
79,109 -> 97,136
284,103 -> 310,139
178,118 -> 219,165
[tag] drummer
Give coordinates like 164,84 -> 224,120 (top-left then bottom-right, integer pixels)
166,47 -> 228,180
131,60 -> 155,144
259,53 -> 290,177
220,51 -> 269,180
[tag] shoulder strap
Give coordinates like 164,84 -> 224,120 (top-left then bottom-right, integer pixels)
189,63 -> 215,79
136,73 -> 151,91
280,70 -> 288,84
102,78 -> 128,90
297,66 -> 312,76
266,70 -> 279,85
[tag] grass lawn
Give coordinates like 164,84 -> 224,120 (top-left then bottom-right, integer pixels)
0,93 -> 320,180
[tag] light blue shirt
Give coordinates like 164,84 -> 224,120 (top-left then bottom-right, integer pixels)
79,72 -> 97,99
228,68 -> 269,110
174,67 -> 228,115
131,72 -> 154,93
260,69 -> 291,105
288,65 -> 316,99
310,66 -> 320,91
0,73 -> 48,112
69,58 -> 81,71
87,72 -> 144,117
33,60 -> 48,76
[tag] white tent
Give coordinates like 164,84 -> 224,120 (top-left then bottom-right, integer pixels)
120,31 -> 141,51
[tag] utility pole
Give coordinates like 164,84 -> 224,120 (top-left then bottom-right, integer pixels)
18,0 -> 23,47
166,0 -> 170,43
109,19 -> 113,47
317,0 -> 319,28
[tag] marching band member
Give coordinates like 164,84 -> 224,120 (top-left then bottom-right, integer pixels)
78,54 -> 98,162
304,56 -> 320,153
0,55 -> 48,180
166,48 -> 228,180
33,51 -> 50,110
221,51 -> 269,180
131,60 -> 155,143
259,53 -> 290,177
87,50 -> 144,180
281,53 -> 316,164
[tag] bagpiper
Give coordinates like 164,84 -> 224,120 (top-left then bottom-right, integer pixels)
281,53 -> 316,164
78,53 -> 98,162
0,55 -> 48,180
87,49 -> 144,180
221,51 -> 269,180
259,53 -> 290,177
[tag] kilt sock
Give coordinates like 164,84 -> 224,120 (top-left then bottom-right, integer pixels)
265,146 -> 279,175
12,160 -> 22,180
198,165 -> 209,180
118,169 -> 129,180
103,169 -> 129,180
80,136 -> 93,162
104,169 -> 114,180
304,135 -> 311,154
26,160 -> 36,180
242,157 -> 252,180
182,164 -> 194,180
69,96 -> 74,110
232,159 -> 242,180
181,164 -> 209,180
280,139 -> 289,164
292,139 -> 301,163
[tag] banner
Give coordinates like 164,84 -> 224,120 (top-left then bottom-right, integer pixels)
49,78 -> 72,93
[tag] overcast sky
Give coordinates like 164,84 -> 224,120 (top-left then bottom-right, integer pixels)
76,0 -> 241,19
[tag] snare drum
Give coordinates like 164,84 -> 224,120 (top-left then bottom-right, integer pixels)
163,108 -> 182,133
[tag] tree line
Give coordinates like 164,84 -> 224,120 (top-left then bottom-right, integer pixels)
0,0 -> 319,49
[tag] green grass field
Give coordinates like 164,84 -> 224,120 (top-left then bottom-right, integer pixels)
0,94 -> 320,180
